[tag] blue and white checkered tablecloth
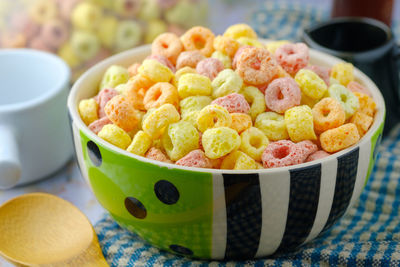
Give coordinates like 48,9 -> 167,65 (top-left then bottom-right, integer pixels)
94,2 -> 400,266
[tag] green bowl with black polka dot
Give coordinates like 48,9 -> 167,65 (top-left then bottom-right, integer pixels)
68,44 -> 385,259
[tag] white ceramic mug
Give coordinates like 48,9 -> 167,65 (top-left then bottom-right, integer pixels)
0,49 -> 73,189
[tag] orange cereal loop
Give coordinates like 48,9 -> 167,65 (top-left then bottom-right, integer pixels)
124,74 -> 154,110
213,35 -> 240,57
236,47 -> 279,86
312,97 -> 346,133
230,113 -> 252,133
152,32 -> 183,64
143,82 -> 179,110
104,95 -> 140,132
354,92 -> 376,117
181,26 -> 215,57
320,123 -> 360,153
127,63 -> 141,77
350,111 -> 373,137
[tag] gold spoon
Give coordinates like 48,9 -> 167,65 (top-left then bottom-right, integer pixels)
0,193 -> 109,266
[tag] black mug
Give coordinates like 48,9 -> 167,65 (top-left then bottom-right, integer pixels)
303,17 -> 400,135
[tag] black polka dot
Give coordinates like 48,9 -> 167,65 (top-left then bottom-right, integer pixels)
124,197 -> 147,219
169,244 -> 193,255
87,141 -> 102,167
154,180 -> 179,205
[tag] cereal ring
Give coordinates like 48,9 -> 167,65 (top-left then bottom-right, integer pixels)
152,32 -> 183,64
142,103 -> 180,139
165,1 -> 198,29
79,98 -> 98,125
97,88 -> 119,118
98,124 -> 131,149
99,65 -> 129,91
196,58 -> 225,80
30,0 -> 58,24
202,127 -> 241,159
114,0 -> 141,17
236,37 -> 264,48
213,35 -> 240,57
211,93 -> 250,114
180,95 -> 212,116
240,86 -> 266,120
197,104 -> 232,132
354,92 -> 376,117
330,62 -> 354,86
328,84 -> 360,119
320,123 -> 360,153
127,130 -> 152,156
181,26 -> 215,57
104,95 -> 140,132
162,121 -> 199,160
211,51 -> 232,69
284,105 -> 317,142
96,15 -> 118,49
176,50 -> 205,69
88,117 -> 112,134
139,0 -> 161,20
221,151 -> 257,170
265,40 -> 289,54
176,149 -> 213,168
312,97 -> 346,133
350,111 -> 373,137
347,81 -> 372,97
144,82 -> 179,110
261,140 -> 305,168
254,112 -> 289,141
40,19 -> 69,49
58,43 -> 81,68
145,147 -> 173,163
178,73 -> 212,98
230,113 -> 252,133
138,59 -> 174,83
123,74 -> 154,110
71,31 -> 100,61
172,66 -> 197,87
71,2 -> 102,31
212,69 -> 243,98
275,42 -> 309,74
127,63 -> 141,77
296,140 -> 318,159
265,77 -> 301,113
305,65 -> 330,86
147,54 -> 176,72
223,23 -> 257,40
236,47 -> 279,86
232,45 -> 251,69
294,69 -> 328,100
240,127 -> 269,161
306,150 -> 330,162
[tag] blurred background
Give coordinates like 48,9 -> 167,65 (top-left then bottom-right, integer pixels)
0,0 -> 399,81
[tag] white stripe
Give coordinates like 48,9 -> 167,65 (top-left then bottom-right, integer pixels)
346,142 -> 371,214
303,159 -> 338,243
72,121 -> 90,185
211,173 -> 227,259
255,170 -> 290,257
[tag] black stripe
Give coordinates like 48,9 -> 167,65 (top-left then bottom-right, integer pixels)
276,164 -> 321,254
223,173 -> 262,260
322,147 -> 359,232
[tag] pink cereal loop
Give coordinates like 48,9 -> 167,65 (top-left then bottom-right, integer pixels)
97,88 -> 119,118
88,117 -> 112,134
275,43 -> 309,75
305,65 -> 330,86
211,93 -> 250,114
176,50 -> 205,69
175,149 -> 213,168
296,140 -> 318,159
306,150 -> 330,162
262,140 -> 305,168
347,81 -> 372,97
196,58 -> 225,80
264,77 -> 301,113
147,54 -> 176,72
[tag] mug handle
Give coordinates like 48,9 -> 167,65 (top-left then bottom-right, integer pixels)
0,125 -> 21,189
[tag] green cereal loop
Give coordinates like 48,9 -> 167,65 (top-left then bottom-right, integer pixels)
212,69 -> 243,98
99,65 -> 129,91
328,84 -> 360,119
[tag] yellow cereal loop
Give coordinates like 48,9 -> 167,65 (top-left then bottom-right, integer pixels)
138,59 -> 174,83
212,69 -> 243,98
79,98 -> 98,125
211,51 -> 232,69
181,110 -> 200,126
240,86 -> 266,121
98,124 -> 131,149
180,96 -> 213,116
161,121 -> 199,161
350,111 -> 373,137
197,104 -> 232,132
178,73 -> 212,99
255,112 -> 289,141
295,69 -> 328,100
202,127 -> 241,159
236,37 -> 264,48
266,40 -> 289,54
331,62 -> 354,86
240,127 -> 269,161
230,113 -> 252,133
300,92 -> 319,108
213,35 -> 240,57
224,23 -> 257,40
58,43 -> 81,68
127,131 -> 152,156
284,105 -> 317,142
142,104 -> 180,139
99,65 -> 129,91
320,123 -> 360,153
172,66 -> 197,87
221,151 -> 257,170
354,92 -> 376,117
72,2 -> 102,31
97,15 -> 118,48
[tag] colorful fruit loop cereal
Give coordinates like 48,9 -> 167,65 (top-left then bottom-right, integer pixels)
79,24 -> 377,170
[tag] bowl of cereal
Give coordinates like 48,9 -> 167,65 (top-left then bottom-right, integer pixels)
68,24 -> 385,259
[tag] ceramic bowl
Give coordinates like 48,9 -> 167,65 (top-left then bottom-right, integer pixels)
67,44 -> 385,260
